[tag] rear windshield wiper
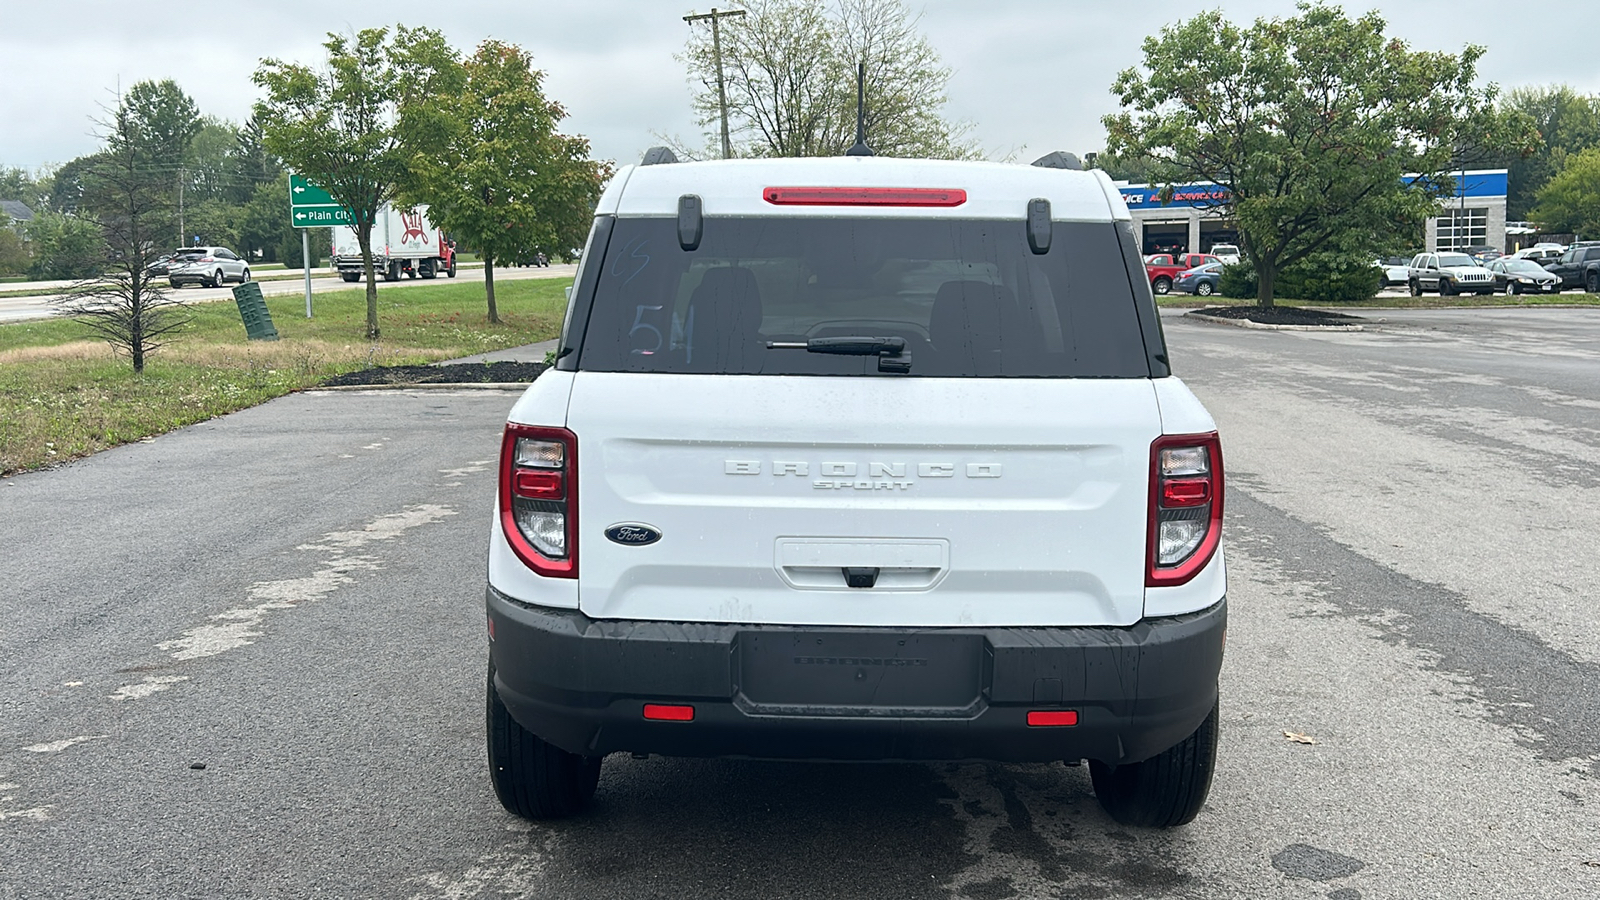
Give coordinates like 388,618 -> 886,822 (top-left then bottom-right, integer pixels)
766,336 -> 911,373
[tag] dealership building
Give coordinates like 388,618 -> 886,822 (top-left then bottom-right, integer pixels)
1114,169 -> 1509,255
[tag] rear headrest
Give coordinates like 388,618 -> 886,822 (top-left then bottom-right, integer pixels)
929,279 -> 1016,356
686,267 -> 763,363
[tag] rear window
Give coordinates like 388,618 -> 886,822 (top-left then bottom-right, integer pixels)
576,217 -> 1150,377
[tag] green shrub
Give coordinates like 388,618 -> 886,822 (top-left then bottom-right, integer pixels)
1218,254 -> 1382,302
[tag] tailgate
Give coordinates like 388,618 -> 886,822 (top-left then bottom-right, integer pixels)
566,372 -> 1161,628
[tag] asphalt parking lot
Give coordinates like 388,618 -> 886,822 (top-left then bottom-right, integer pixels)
1,307 -> 1596,899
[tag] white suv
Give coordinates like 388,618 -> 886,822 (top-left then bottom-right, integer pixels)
485,151 -> 1227,828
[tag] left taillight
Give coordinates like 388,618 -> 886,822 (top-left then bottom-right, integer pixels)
499,423 -> 577,578
1147,432 -> 1223,587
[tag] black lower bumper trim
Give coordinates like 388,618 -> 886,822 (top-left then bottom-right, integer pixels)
486,588 -> 1225,764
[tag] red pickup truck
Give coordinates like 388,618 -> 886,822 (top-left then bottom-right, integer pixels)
1144,253 -> 1221,295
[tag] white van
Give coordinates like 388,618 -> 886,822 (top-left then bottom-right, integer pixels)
485,150 -> 1227,828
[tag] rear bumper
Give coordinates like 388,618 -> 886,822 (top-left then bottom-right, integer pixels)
486,587 -> 1225,765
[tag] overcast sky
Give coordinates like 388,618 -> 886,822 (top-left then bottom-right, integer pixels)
4,0 -> 1596,175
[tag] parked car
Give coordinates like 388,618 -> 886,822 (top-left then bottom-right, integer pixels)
1406,251 -> 1494,296
1541,243 -> 1600,292
1375,256 -> 1411,287
167,246 -> 250,288
1175,262 -> 1224,296
1486,257 -> 1561,294
485,151 -> 1227,827
1145,252 -> 1221,295
1509,246 -> 1563,263
143,252 -> 180,277
1208,243 -> 1241,265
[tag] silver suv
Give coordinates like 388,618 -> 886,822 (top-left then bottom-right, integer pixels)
167,246 -> 250,288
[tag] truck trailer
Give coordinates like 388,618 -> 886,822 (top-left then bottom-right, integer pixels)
331,205 -> 456,282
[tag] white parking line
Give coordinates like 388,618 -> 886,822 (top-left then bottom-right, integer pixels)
150,505 -> 457,663
22,735 -> 106,754
109,676 -> 188,701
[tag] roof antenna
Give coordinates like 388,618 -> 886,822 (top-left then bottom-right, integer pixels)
846,62 -> 873,157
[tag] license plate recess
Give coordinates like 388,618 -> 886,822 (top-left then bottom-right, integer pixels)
735,631 -> 985,717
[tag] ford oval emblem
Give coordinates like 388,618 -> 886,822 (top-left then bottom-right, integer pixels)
605,523 -> 662,546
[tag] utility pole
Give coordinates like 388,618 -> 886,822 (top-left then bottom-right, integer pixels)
684,7 -> 746,160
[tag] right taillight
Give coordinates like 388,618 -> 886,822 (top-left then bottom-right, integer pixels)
1147,432 -> 1223,587
499,423 -> 577,578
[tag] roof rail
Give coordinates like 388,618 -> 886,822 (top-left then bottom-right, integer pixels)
641,147 -> 679,166
1031,151 -> 1083,171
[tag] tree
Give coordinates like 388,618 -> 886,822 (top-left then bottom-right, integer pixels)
400,40 -> 609,323
24,210 -> 105,280
1496,86 -> 1600,220
58,102 -> 190,373
1104,3 -> 1537,307
679,0 -> 975,159
1529,147 -> 1600,238
253,26 -> 457,339
124,79 -> 203,247
0,216 -> 29,276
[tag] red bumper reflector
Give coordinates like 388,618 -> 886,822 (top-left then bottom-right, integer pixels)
1027,710 -> 1079,727
643,704 -> 695,722
513,470 -> 564,499
763,186 -> 967,207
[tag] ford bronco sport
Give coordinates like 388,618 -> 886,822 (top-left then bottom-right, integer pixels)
485,151 -> 1227,828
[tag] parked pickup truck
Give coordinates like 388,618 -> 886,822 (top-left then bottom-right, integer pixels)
1406,251 -> 1494,296
1541,243 -> 1600,292
1144,252 -> 1221,295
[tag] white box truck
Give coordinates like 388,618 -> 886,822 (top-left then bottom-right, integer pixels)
331,205 -> 457,282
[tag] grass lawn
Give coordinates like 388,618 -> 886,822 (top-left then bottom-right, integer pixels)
0,278 -> 569,475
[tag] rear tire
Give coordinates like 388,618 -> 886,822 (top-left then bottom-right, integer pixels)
487,663 -> 601,819
1586,272 -> 1599,294
1409,279 -> 1422,297
383,261 -> 400,282
209,269 -> 224,288
1090,698 -> 1218,828
1196,281 -> 1214,297
1152,276 -> 1172,295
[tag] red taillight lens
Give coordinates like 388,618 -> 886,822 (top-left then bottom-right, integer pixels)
513,470 -> 564,499
643,704 -> 695,722
1147,433 -> 1224,587
1026,710 -> 1079,727
499,423 -> 577,578
1161,478 -> 1210,508
762,186 -> 967,207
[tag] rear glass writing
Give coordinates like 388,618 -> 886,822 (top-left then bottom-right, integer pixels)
576,218 -> 1150,378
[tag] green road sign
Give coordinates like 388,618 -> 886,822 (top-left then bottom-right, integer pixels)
289,174 -> 354,227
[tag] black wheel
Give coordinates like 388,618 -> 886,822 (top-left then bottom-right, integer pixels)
1409,279 -> 1422,297
1090,698 -> 1218,828
240,268 -> 251,284
1438,278 -> 1455,297
447,259 -> 457,278
1504,282 -> 1518,296
420,260 -> 436,279
1196,281 -> 1214,297
207,270 -> 223,288
383,261 -> 400,282
1153,276 -> 1172,295
487,663 -> 601,819
1586,272 -> 1599,294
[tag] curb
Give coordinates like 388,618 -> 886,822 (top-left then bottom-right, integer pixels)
306,382 -> 532,392
1184,312 -> 1365,332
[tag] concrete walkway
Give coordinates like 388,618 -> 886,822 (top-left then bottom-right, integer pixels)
440,338 -> 559,365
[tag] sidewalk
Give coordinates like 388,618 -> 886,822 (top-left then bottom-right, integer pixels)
440,338 -> 559,365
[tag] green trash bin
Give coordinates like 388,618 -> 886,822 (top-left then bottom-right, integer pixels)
231,281 -> 279,341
